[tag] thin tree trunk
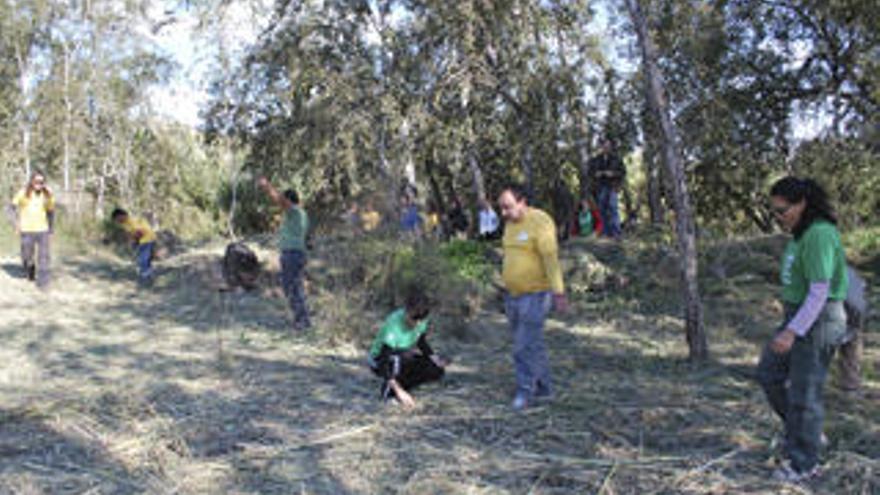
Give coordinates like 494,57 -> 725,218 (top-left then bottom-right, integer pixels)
645,150 -> 664,224
377,120 -> 400,211
576,118 -> 594,201
466,128 -> 486,204
14,41 -> 32,179
625,0 -> 707,360
401,117 -> 416,190
643,110 -> 664,224
228,168 -> 240,240
63,41 -> 72,191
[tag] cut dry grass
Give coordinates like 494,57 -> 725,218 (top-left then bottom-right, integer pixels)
0,232 -> 877,494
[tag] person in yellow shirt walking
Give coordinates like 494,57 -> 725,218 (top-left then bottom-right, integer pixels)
112,208 -> 157,285
10,171 -> 55,288
498,184 -> 568,410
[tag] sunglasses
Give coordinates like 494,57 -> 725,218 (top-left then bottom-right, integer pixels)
771,204 -> 794,216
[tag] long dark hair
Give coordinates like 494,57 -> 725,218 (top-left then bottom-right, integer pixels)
25,170 -> 50,199
769,176 -> 837,239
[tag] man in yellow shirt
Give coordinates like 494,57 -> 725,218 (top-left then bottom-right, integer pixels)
498,184 -> 568,410
10,171 -> 55,288
112,208 -> 157,285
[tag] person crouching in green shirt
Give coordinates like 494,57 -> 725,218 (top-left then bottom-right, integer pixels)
258,176 -> 312,331
368,289 -> 449,409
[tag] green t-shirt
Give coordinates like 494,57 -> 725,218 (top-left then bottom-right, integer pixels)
578,210 -> 593,236
780,221 -> 848,304
369,308 -> 429,357
279,206 -> 308,251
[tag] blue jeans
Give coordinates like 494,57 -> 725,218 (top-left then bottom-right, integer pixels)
757,301 -> 846,472
137,242 -> 155,280
280,249 -> 311,329
505,291 -> 552,397
597,184 -> 621,237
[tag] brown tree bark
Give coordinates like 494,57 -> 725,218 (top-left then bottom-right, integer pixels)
625,0 -> 708,360
643,122 -> 665,224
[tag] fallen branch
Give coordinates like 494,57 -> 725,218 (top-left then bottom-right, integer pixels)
512,450 -> 690,468
671,447 -> 745,486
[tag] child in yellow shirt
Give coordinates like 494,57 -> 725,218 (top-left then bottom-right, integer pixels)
112,208 -> 157,285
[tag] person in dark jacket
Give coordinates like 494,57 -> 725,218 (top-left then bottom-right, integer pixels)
589,138 -> 626,238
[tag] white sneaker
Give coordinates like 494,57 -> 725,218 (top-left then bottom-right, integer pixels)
772,462 -> 820,483
511,393 -> 529,411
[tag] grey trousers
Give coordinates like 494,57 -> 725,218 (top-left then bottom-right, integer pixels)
756,301 -> 846,472
505,291 -> 552,397
280,249 -> 311,330
836,331 -> 862,391
20,232 -> 51,288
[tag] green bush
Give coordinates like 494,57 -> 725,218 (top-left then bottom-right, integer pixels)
843,226 -> 880,260
439,239 -> 496,284
309,237 -> 492,345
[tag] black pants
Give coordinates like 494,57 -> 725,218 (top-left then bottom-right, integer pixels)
372,353 -> 444,400
21,232 -> 50,287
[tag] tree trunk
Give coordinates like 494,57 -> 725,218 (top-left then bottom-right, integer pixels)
643,118 -> 665,224
625,0 -> 708,360
401,117 -> 416,190
425,154 -> 446,213
63,41 -> 72,191
14,42 -> 32,179
376,119 -> 400,211
576,119 -> 593,201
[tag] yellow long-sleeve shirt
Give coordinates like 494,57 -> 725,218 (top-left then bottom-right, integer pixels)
12,189 -> 54,233
501,207 -> 564,296
121,217 -> 157,244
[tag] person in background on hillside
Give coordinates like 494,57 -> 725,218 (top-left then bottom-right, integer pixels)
757,177 -> 849,483
423,201 -> 442,239
112,208 -> 157,286
836,266 -> 867,393
258,176 -> 312,331
400,195 -> 423,237
551,179 -> 576,242
367,288 -> 448,409
447,195 -> 469,239
10,170 -> 55,289
343,202 -> 361,234
589,138 -> 626,239
477,198 -> 500,241
498,184 -> 568,410
360,198 -> 382,233
576,197 -> 596,237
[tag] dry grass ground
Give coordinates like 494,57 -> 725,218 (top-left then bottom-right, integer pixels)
0,232 -> 877,494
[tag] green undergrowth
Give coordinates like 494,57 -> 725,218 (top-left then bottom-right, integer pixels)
305,236 -> 495,346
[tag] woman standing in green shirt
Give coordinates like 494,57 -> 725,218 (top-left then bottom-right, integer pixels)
757,177 -> 848,483
368,289 -> 448,408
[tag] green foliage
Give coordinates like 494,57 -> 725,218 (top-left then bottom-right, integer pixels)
789,138 -> 880,229
438,239 -> 495,284
843,227 -> 880,259
308,236 -> 490,345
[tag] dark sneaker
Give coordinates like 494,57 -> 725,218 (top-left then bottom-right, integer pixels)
534,385 -> 554,402
26,264 -> 36,281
